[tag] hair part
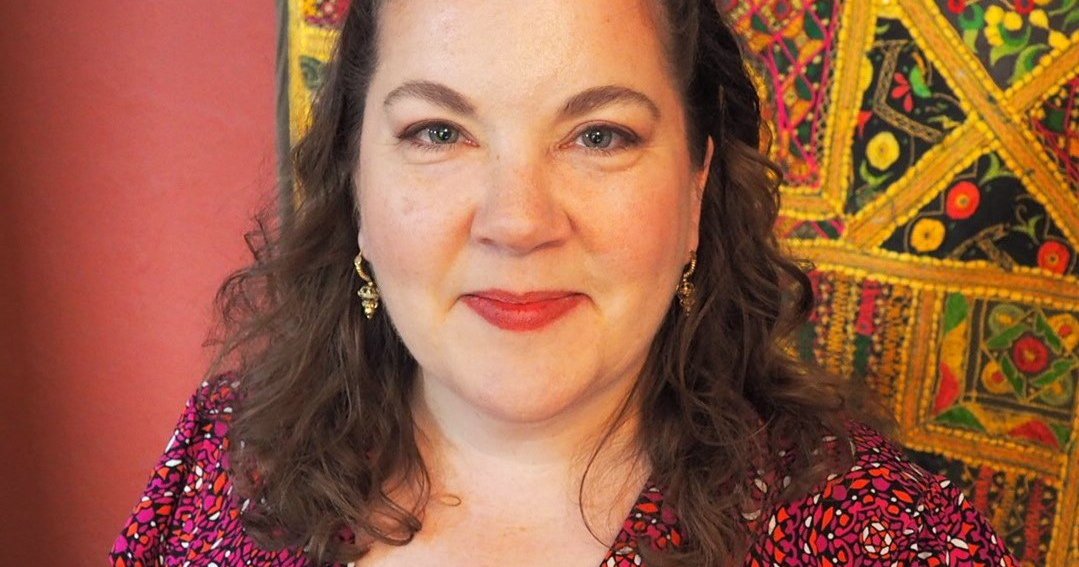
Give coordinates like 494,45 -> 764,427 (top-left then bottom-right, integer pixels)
210,1 -> 885,564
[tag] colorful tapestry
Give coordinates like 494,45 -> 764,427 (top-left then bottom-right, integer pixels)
283,1 -> 1079,564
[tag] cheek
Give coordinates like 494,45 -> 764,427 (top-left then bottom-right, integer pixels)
579,163 -> 695,284
355,161 -> 467,286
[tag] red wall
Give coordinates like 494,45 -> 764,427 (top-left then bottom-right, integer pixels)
0,3 -> 277,564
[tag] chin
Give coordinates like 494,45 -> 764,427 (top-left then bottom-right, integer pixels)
443,352 -> 610,424
395,299 -> 649,425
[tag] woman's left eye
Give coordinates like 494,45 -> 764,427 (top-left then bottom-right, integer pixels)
574,125 -> 637,152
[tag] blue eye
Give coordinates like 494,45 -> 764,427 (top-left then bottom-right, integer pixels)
398,122 -> 464,151
423,124 -> 459,144
576,125 -> 637,152
580,127 -> 615,149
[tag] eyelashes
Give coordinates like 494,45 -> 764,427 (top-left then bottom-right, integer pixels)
396,121 -> 641,156
399,122 -> 467,151
574,124 -> 641,155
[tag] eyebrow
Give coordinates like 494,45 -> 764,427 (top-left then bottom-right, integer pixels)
383,81 -> 660,121
560,85 -> 661,121
383,80 -> 477,115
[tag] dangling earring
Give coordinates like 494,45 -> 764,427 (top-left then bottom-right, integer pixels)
353,251 -> 380,319
677,252 -> 697,314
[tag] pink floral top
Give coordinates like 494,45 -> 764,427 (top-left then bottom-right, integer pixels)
111,378 -> 1017,566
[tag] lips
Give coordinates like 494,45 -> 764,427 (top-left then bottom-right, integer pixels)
461,290 -> 585,331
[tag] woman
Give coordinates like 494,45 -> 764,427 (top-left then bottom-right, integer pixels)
111,1 -> 1016,565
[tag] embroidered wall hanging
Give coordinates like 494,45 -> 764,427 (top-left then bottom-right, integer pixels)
282,1 -> 1079,564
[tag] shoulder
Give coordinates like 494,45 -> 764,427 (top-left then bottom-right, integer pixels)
743,422 -> 1017,566
175,374 -> 238,450
109,374 -> 311,566
150,374 -> 239,475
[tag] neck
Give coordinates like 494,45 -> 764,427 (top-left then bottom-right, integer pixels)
410,369 -> 649,523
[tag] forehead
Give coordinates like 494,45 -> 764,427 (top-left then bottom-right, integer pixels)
371,0 -> 677,106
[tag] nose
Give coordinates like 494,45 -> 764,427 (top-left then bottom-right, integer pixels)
470,152 -> 571,255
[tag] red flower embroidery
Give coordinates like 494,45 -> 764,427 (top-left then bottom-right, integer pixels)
945,181 -> 981,220
890,73 -> 914,112
985,366 -> 1008,389
1037,241 -> 1071,275
1014,0 -> 1035,15
947,0 -> 967,14
857,110 -> 873,139
1011,334 -> 1050,374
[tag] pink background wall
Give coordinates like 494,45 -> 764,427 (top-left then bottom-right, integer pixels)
0,3 -> 277,564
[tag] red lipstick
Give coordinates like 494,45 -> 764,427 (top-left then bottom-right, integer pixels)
461,290 -> 585,331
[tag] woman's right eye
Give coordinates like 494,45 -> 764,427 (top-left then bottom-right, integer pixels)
400,122 -> 462,150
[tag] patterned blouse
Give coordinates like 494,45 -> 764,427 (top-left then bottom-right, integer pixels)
110,378 -> 1017,566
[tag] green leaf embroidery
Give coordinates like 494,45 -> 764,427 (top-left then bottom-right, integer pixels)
1050,422 -> 1072,448
928,115 -> 962,130
935,406 -> 986,431
1031,359 -> 1076,388
978,153 -> 1016,186
1050,0 -> 1077,17
989,26 -> 1032,65
1045,108 -> 1067,132
999,355 -> 1026,396
299,56 -> 327,91
1010,214 -> 1043,241
1011,44 -> 1051,84
958,5 -> 985,32
804,12 -> 824,40
909,66 -> 933,98
1064,8 -> 1079,30
750,14 -> 769,33
987,323 -> 1028,350
962,29 -> 980,51
944,294 -> 969,333
1035,313 -> 1065,354
796,76 -> 814,101
1016,44 -> 1050,73
853,335 -> 872,378
858,160 -> 892,190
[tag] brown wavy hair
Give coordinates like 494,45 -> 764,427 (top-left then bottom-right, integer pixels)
210,1 -> 884,564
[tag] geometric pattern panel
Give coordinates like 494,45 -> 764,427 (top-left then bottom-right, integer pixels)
939,0 -> 1079,90
880,151 -> 1079,275
932,293 -> 1077,451
726,0 -> 845,189
795,270 -> 917,408
754,0 -> 1079,561
846,17 -> 966,214
284,1 -> 1079,564
775,215 -> 847,240
1030,74 -> 1079,189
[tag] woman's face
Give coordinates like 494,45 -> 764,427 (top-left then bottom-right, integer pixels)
356,0 -> 710,424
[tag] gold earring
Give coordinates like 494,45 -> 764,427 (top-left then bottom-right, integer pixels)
677,252 -> 697,314
353,251 -> 380,319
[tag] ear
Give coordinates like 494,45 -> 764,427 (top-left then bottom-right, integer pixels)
696,136 -> 715,195
352,175 -> 366,254
687,137 -> 715,253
